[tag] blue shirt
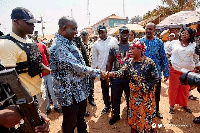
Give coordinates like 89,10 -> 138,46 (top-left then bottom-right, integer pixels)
50,33 -> 101,106
140,36 -> 169,79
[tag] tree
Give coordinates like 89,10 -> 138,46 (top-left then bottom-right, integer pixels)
162,0 -> 200,11
140,0 -> 200,26
142,6 -> 174,20
129,15 -> 142,24
142,0 -> 200,20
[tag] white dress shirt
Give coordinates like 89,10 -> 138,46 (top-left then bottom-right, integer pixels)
91,36 -> 118,71
164,40 -> 174,54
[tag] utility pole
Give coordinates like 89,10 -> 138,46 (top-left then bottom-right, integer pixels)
71,9 -> 73,17
123,0 -> 125,18
40,16 -> 45,38
88,12 -> 90,26
87,0 -> 90,26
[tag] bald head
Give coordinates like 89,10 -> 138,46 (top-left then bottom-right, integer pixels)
58,16 -> 77,29
145,22 -> 155,40
58,16 -> 78,41
145,22 -> 156,30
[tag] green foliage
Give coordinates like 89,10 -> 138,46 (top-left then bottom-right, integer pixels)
129,15 -> 142,24
142,0 -> 199,20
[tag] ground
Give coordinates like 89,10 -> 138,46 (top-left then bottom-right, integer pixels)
47,78 -> 200,133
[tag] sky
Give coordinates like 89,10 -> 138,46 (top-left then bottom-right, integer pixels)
0,0 -> 199,35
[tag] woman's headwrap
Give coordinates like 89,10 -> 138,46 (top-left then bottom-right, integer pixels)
132,39 -> 146,52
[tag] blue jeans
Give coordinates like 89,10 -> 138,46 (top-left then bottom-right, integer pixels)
43,74 -> 59,110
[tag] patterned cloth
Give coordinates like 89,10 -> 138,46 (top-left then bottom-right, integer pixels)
75,40 -> 94,91
73,38 -> 89,66
83,41 -> 93,66
140,36 -> 169,79
49,33 -> 101,106
109,43 -> 130,71
113,57 -> 159,132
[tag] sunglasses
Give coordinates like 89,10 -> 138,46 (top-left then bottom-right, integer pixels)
23,20 -> 34,26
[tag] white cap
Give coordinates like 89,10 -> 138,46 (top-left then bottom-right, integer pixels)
169,33 -> 175,37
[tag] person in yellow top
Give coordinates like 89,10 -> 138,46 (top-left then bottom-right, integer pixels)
0,7 -> 49,132
0,7 -> 50,96
0,31 -> 42,96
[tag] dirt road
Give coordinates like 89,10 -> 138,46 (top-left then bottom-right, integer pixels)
48,78 -> 200,133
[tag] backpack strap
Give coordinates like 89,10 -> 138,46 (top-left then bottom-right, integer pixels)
0,34 -> 9,39
0,34 -> 43,77
0,35 -> 30,74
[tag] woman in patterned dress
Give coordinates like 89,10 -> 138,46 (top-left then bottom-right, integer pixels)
107,40 -> 159,133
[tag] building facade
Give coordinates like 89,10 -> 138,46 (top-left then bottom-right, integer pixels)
91,14 -> 128,34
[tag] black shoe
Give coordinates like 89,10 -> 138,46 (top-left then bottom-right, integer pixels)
156,112 -> 163,119
109,115 -> 120,125
169,108 -> 175,114
188,95 -> 198,100
101,105 -> 111,114
183,107 -> 192,113
89,100 -> 96,106
54,107 -> 62,113
85,112 -> 90,117
193,116 -> 200,124
46,108 -> 51,115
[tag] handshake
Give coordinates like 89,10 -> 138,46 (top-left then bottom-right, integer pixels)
101,71 -> 114,80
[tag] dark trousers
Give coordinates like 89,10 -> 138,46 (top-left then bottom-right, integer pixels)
62,99 -> 87,133
111,78 -> 130,116
100,78 -> 111,107
88,79 -> 94,101
155,79 -> 161,112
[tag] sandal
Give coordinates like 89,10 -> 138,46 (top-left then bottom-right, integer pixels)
188,95 -> 198,100
169,108 -> 175,114
183,107 -> 192,113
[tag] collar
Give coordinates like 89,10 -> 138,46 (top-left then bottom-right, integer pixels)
144,36 -> 156,41
10,32 -> 33,43
98,36 -> 112,42
118,42 -> 129,46
55,33 -> 73,45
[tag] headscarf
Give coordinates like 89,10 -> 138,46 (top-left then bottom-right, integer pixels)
132,39 -> 146,52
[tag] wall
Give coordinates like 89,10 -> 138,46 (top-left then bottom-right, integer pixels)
109,19 -> 127,28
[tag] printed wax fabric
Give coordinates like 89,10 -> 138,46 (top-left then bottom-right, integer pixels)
113,57 -> 159,132
109,43 -> 130,71
140,36 -> 169,79
50,33 -> 101,106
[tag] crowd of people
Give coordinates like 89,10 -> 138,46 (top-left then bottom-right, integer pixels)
0,6 -> 200,133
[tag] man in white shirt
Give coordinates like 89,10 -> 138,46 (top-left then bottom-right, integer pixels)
91,25 -> 118,114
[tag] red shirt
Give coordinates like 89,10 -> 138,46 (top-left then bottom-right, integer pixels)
37,43 -> 49,77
